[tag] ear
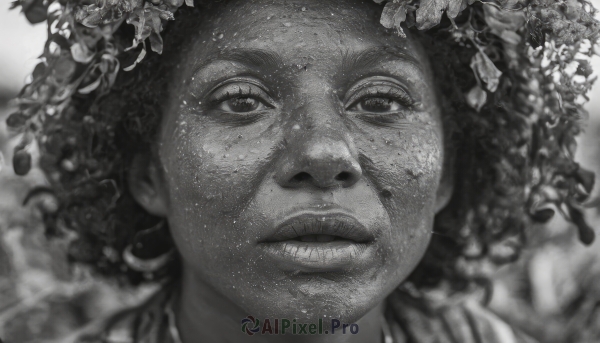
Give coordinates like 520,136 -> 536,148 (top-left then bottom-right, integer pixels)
435,133 -> 455,213
128,153 -> 169,217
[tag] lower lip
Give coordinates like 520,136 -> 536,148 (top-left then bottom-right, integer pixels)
260,240 -> 372,272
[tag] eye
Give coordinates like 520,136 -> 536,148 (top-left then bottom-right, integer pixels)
351,97 -> 403,113
345,81 -> 414,114
220,96 -> 265,113
209,81 -> 273,114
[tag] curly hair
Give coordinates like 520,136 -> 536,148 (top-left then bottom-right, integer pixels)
8,0 -> 599,292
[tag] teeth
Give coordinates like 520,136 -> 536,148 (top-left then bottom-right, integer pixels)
300,235 -> 317,242
316,234 -> 335,242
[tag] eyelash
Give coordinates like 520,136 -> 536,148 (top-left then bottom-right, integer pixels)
209,83 -> 273,110
346,85 -> 415,112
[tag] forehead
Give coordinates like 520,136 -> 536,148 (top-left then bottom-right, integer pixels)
183,0 -> 424,68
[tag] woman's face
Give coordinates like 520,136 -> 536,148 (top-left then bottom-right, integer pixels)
147,0 -> 450,322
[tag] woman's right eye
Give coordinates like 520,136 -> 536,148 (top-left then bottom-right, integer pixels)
209,82 -> 274,114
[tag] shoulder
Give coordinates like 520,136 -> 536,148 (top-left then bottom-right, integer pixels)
386,289 -> 538,343
63,284 -> 175,343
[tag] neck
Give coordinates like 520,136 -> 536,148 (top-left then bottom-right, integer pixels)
173,270 -> 387,343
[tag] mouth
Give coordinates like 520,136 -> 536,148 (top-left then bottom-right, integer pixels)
259,212 -> 376,273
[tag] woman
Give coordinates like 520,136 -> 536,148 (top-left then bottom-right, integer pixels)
7,0 -> 599,342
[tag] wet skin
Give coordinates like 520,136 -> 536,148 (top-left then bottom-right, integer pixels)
130,0 -> 452,341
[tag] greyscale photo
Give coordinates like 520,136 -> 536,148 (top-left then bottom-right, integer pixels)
1,0 -> 600,342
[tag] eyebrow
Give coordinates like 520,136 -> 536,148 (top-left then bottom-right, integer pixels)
192,48 -> 285,76
341,46 -> 423,74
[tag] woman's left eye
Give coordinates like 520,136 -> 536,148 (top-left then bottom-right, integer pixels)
218,96 -> 267,113
345,83 -> 415,114
350,97 -> 403,113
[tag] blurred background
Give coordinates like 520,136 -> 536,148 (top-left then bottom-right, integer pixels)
1,2 -> 600,343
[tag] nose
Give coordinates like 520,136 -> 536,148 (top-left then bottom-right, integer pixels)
275,130 -> 362,189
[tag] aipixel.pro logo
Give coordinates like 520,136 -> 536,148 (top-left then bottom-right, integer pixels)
241,316 -> 359,336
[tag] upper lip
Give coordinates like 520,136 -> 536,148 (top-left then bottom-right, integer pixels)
263,212 -> 375,243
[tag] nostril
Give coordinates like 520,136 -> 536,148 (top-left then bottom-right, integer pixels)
291,172 -> 312,183
334,172 -> 352,182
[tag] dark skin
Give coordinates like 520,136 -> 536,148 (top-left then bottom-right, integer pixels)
129,0 -> 454,342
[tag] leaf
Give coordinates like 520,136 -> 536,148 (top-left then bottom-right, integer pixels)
101,54 -> 120,88
530,208 -> 555,223
567,205 -> 595,245
447,0 -> 467,20
70,43 -> 96,63
123,48 -> 147,71
483,4 -> 526,36
465,84 -> 487,112
13,149 -> 32,176
19,0 -> 48,24
500,30 -> 521,45
78,5 -> 107,28
415,0 -> 466,30
527,16 -> 545,49
148,32 -> 164,54
78,77 -> 102,94
470,51 -> 502,92
6,112 -> 27,129
574,166 -> 595,194
575,59 -> 593,78
164,0 -> 184,7
53,58 -> 77,82
416,0 -> 446,30
380,1 -> 409,36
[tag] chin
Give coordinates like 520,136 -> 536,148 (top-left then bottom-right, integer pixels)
238,274 -> 390,325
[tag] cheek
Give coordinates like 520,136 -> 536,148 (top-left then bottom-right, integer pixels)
359,124 -> 443,261
159,116 -> 278,260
